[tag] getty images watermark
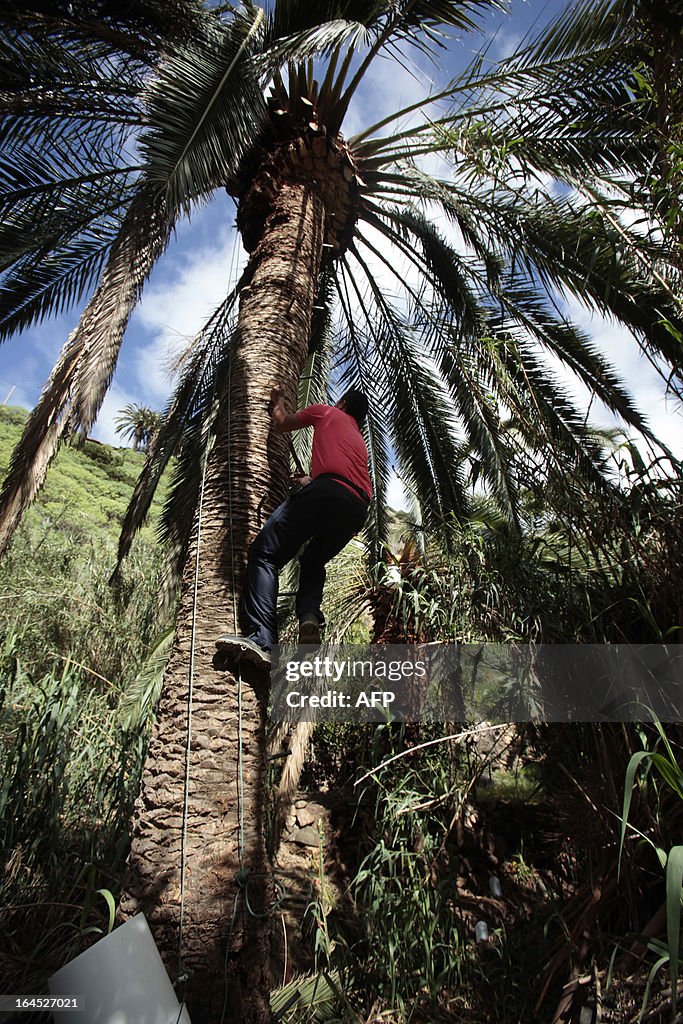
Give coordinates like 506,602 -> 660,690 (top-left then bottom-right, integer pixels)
270,643 -> 683,723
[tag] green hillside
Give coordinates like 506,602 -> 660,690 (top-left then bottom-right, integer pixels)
0,404 -> 417,551
0,405 -> 170,686
0,404 -> 166,547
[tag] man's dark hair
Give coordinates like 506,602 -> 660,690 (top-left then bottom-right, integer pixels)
339,388 -> 368,426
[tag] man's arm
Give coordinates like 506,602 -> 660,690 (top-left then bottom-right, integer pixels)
270,384 -> 301,433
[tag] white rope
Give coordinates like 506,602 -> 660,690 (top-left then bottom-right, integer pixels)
177,425 -> 215,979
225,322 -> 246,868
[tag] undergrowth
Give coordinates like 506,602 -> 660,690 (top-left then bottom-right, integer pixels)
0,649 -> 149,994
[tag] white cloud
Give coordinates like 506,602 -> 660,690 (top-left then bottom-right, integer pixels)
131,227 -> 245,405
344,45 -> 438,142
492,27 -> 523,60
386,470 -> 409,511
91,381 -> 138,447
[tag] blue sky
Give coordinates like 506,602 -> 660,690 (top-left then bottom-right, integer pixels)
1,0 -> 680,510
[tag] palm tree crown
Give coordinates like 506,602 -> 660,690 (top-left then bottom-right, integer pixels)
115,402 -> 162,452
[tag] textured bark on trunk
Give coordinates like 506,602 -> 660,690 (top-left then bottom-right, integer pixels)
122,179 -> 325,1024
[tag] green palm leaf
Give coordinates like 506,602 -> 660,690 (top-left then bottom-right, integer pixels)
0,231 -> 118,340
139,9 -> 267,210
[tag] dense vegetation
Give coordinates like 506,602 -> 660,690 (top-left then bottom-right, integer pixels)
0,406 -> 173,1008
1,406 -> 682,1023
0,406 -> 169,677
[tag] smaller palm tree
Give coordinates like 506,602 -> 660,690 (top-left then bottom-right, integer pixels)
115,402 -> 162,452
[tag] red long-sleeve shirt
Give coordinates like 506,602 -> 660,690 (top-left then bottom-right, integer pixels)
296,404 -> 372,499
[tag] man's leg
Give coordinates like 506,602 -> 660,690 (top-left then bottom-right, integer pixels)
296,492 -> 367,631
240,484 -> 337,649
241,497 -> 308,650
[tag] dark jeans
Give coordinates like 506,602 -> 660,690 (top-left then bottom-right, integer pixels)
241,477 -> 368,650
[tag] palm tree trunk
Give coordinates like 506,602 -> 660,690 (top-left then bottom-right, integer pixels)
121,179 -> 325,1024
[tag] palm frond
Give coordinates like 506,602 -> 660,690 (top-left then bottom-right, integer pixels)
362,201 -> 485,338
0,151 -> 139,337
331,0 -> 502,132
0,229 -> 120,340
348,210 -> 530,522
391,0 -> 503,35
490,331 -> 617,490
332,271 -> 392,563
491,281 -> 656,440
270,969 -> 341,1020
350,0 -> 649,195
263,0 -> 499,81
0,155 -> 139,223
267,0 -> 490,49
369,168 -> 682,385
156,341 -> 235,596
0,14 -> 149,336
501,193 -> 683,373
69,189 -> 173,430
506,0 -> 625,70
118,630 -> 174,730
139,9 -> 267,210
440,344 -> 520,524
0,0 -> 204,62
0,11 -> 148,160
0,185 -> 173,559
350,199 -> 649,516
262,18 -> 370,66
341,252 -> 469,538
268,0 -> 385,40
289,266 -> 336,475
0,344 -> 77,558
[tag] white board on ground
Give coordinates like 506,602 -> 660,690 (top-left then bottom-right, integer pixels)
48,914 -> 191,1024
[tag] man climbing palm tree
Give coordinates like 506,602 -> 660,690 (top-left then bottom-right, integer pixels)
217,384 -> 371,663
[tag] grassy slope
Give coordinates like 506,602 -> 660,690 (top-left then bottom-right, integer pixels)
0,405 -> 170,686
0,404 -> 166,547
